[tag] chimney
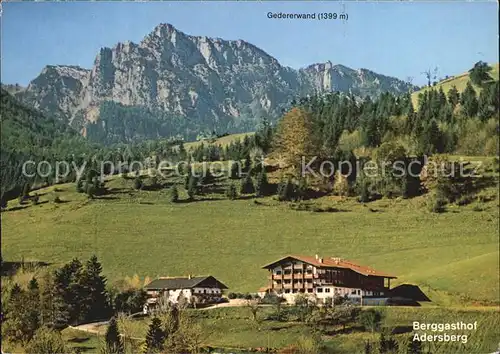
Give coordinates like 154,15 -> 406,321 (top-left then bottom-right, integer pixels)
188,274 -> 192,280
319,258 -> 323,263
315,254 -> 319,260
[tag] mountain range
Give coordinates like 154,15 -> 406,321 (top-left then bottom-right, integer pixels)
6,23 -> 418,144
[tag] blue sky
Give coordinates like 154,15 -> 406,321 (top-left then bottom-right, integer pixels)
1,1 -> 498,86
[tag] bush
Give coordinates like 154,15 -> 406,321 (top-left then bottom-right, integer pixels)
428,195 -> 447,213
456,195 -> 474,206
225,184 -> 238,200
170,185 -> 179,203
24,327 -> 68,354
227,292 -> 237,299
134,177 -> 143,190
53,196 -> 62,204
357,309 -> 383,332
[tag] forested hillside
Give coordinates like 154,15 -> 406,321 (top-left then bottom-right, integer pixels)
0,89 -> 91,200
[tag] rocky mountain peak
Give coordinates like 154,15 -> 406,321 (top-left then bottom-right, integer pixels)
14,23 -> 417,144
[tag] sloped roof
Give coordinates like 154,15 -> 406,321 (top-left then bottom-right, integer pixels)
144,275 -> 228,290
262,255 -> 396,278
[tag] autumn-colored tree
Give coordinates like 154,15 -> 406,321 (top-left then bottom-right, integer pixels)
273,108 -> 317,169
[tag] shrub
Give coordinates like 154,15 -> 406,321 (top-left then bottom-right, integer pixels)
357,309 -> 383,332
227,292 -> 237,299
428,195 -> 447,213
134,177 -> 143,190
53,196 -> 62,204
24,327 -> 68,354
240,174 -> 255,195
225,184 -> 238,200
456,195 -> 474,206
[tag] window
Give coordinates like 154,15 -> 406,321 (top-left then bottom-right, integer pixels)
276,280 -> 282,284
325,288 -> 331,293
317,288 -> 323,293
275,270 -> 282,275
351,289 -> 356,295
292,289 -> 298,293
357,290 -> 361,295
307,289 -> 313,293
284,289 -> 290,294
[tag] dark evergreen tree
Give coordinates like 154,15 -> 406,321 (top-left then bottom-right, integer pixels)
105,317 -> 124,354
240,174 -> 255,195
461,82 -> 479,118
54,258 -> 85,324
255,170 -> 269,197
229,161 -> 240,179
295,177 -> 308,201
243,154 -> 252,173
80,255 -> 111,322
407,337 -> 423,354
144,317 -> 165,353
447,85 -> 460,108
225,183 -> 238,200
134,177 -> 143,190
26,277 -> 41,338
40,272 -> 69,329
277,177 -> 294,202
468,61 -> 493,86
187,175 -> 198,200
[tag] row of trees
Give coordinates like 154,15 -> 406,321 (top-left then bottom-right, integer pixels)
2,255 -> 148,352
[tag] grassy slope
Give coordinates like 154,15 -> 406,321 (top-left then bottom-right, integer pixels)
411,63 -> 499,108
183,132 -> 255,151
2,157 -> 498,305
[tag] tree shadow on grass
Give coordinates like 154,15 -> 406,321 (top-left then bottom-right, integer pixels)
1,261 -> 52,276
391,325 -> 413,335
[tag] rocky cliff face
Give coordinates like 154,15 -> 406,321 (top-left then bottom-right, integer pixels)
14,23 -> 417,143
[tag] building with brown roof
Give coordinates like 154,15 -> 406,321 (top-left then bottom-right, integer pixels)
143,275 -> 228,313
259,255 -> 396,304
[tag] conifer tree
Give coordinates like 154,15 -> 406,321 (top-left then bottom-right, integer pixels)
255,170 -> 269,197
187,175 -> 198,200
144,317 -> 165,353
407,337 -> 423,354
240,174 -> 255,195
134,177 -> 143,190
54,258 -> 85,324
229,161 -> 240,179
80,255 -> 110,322
26,277 -> 41,339
447,85 -> 460,108
226,183 -> 238,200
105,317 -> 124,354
40,272 -> 69,329
461,82 -> 479,118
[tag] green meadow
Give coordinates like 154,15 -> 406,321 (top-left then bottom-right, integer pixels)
2,156 -> 498,305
